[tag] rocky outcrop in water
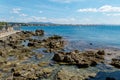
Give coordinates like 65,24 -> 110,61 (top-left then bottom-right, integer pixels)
110,58 -> 120,68
53,50 -> 105,68
0,30 -> 50,80
45,35 -> 65,52
0,29 -> 68,80
35,30 -> 44,36
1,29 -> 119,80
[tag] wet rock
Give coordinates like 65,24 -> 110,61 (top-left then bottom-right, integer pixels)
53,52 -> 65,62
35,30 -> 44,36
46,40 -> 65,52
110,58 -> 120,68
48,35 -> 62,40
97,50 -> 105,55
77,62 -> 90,68
63,55 -> 74,63
53,50 -> 105,68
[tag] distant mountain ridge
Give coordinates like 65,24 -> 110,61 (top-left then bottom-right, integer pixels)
28,22 -> 54,24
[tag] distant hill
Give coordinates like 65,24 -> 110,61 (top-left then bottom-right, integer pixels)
28,22 -> 54,24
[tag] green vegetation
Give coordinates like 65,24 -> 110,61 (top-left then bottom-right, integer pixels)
0,22 -> 7,30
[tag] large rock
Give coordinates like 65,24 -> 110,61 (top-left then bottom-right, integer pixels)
53,50 -> 105,68
35,30 -> 44,36
53,52 -> 65,62
110,58 -> 120,68
42,35 -> 65,53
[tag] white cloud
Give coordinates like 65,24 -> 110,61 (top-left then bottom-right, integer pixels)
19,13 -> 27,17
78,8 -> 97,12
5,16 -> 77,24
11,8 -> 27,17
50,0 -> 79,3
105,13 -> 120,16
12,8 -> 21,14
27,16 -> 76,24
78,5 -> 120,12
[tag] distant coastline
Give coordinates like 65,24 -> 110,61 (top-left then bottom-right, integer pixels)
8,22 -> 120,27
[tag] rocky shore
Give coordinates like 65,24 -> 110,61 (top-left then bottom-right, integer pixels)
0,29 -> 120,80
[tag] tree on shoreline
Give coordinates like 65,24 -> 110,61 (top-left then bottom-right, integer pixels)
0,22 -> 7,30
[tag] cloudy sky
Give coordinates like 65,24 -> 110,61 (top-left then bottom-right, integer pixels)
0,0 -> 120,24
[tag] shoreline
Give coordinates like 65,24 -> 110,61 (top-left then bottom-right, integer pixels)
0,30 -> 20,39
0,29 -> 120,80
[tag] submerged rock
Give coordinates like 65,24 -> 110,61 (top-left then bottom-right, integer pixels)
87,71 -> 120,80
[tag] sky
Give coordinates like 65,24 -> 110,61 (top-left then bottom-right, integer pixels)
0,0 -> 120,24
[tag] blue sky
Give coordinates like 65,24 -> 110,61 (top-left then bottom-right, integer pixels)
0,0 -> 120,24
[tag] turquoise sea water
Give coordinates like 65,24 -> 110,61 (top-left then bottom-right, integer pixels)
19,25 -> 120,80
20,25 -> 120,49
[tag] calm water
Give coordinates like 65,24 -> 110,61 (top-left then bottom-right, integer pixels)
20,25 -> 120,49
20,25 -> 120,80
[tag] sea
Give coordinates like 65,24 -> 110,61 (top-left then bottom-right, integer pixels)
20,25 -> 120,49
19,25 -> 120,80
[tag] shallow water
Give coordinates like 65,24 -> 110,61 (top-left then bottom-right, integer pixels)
20,25 -> 120,80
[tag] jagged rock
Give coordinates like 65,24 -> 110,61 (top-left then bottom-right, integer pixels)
53,50 -> 105,68
110,58 -> 120,68
53,52 -> 65,62
35,30 -> 44,36
97,50 -> 105,55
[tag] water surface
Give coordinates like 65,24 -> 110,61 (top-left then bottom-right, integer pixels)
20,25 -> 120,49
